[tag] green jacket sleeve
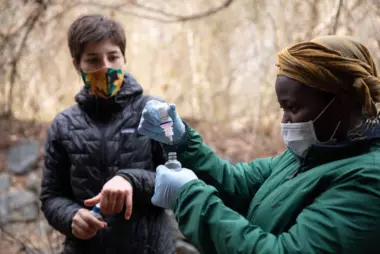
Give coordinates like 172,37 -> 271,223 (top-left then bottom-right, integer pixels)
173,168 -> 380,254
167,125 -> 273,214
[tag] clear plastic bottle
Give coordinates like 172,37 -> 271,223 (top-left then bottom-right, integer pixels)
165,152 -> 182,171
90,203 -> 103,221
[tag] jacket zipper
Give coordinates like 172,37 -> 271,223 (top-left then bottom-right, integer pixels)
96,98 -> 109,186
100,128 -> 108,186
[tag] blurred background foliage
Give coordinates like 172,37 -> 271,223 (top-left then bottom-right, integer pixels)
1,0 -> 380,159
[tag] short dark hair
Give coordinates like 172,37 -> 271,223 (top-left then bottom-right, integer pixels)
68,14 -> 126,63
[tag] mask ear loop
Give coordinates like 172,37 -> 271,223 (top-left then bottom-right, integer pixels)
313,97 -> 336,122
314,97 -> 341,143
328,121 -> 341,142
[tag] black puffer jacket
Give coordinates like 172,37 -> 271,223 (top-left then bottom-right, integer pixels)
40,72 -> 175,254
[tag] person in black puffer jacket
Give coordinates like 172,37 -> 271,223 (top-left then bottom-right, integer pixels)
39,14 -> 175,254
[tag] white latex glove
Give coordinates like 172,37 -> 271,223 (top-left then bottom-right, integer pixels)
152,165 -> 198,209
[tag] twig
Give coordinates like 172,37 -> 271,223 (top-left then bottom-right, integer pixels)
329,0 -> 343,34
130,2 -> 184,18
305,0 -> 320,39
6,2 -> 47,117
74,0 -> 235,23
158,0 -> 234,22
2,13 -> 35,38
39,2 -> 81,25
265,11 -> 280,50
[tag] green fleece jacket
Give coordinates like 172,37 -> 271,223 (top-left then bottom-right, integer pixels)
170,126 -> 380,254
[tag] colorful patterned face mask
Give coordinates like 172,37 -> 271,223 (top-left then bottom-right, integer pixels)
81,65 -> 126,99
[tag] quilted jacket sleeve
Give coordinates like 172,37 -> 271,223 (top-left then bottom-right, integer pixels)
40,115 -> 82,237
164,124 -> 273,215
117,169 -> 156,207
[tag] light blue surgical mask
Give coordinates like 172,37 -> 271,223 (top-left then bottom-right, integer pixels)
281,97 -> 340,157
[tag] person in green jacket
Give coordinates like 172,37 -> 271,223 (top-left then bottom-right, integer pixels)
138,35 -> 380,254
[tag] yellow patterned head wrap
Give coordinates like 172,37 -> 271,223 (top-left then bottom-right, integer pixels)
277,35 -> 380,117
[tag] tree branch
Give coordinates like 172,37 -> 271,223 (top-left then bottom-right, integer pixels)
129,2 -> 184,19
329,0 -> 343,35
161,0 -> 234,22
5,1 -> 47,117
1,13 -> 35,38
74,0 -> 235,23
39,2 -> 81,25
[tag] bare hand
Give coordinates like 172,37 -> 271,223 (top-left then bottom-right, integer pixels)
84,176 -> 133,220
71,208 -> 106,240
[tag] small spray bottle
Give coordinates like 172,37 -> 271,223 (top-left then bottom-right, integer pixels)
90,203 -> 103,221
156,103 -> 174,144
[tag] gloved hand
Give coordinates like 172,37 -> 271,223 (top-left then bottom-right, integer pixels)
152,165 -> 198,209
138,100 -> 186,145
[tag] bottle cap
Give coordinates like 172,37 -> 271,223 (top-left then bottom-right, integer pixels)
92,204 -> 101,214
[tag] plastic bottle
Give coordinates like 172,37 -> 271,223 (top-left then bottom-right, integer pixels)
90,203 -> 103,221
156,103 -> 174,144
165,152 -> 182,171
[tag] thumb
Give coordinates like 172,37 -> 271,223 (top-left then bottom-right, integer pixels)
84,193 -> 101,207
151,193 -> 160,207
168,104 -> 179,121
